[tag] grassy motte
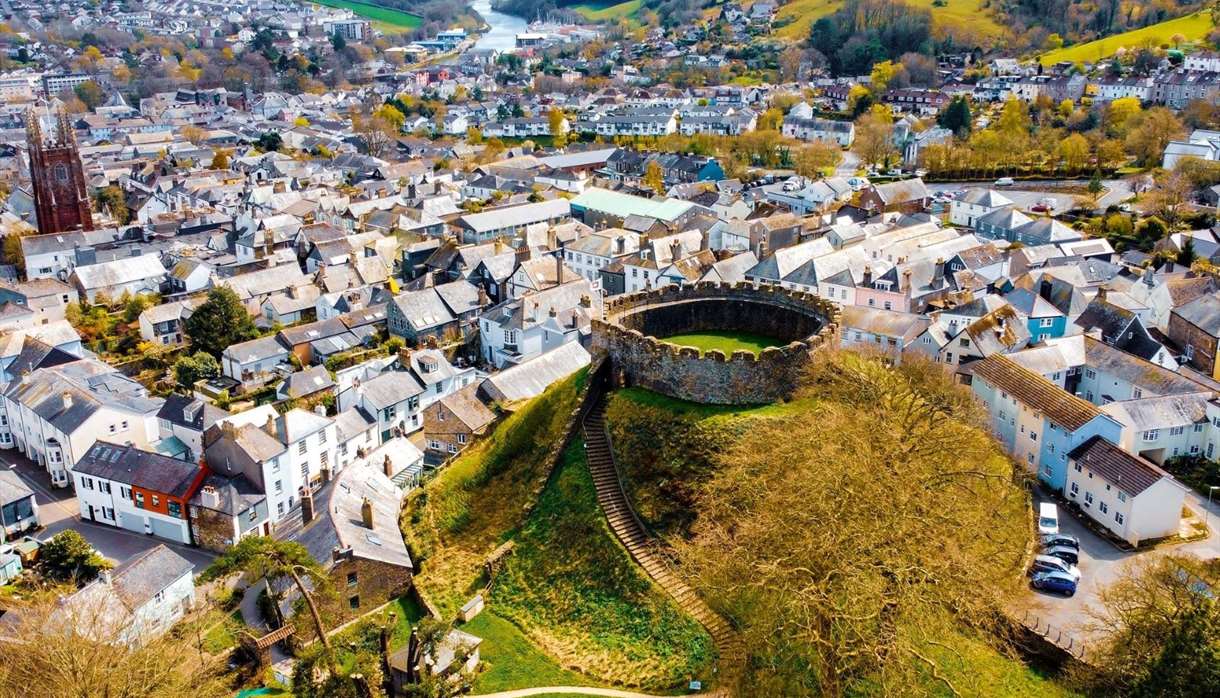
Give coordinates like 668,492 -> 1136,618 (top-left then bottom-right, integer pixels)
490,440 -> 714,689
403,368 -> 711,690
661,330 -> 783,356
403,369 -> 586,616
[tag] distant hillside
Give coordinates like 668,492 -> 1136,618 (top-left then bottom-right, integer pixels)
774,0 -> 1008,44
1039,10 -> 1215,65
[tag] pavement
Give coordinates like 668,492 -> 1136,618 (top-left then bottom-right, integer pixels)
1024,487 -> 1220,648
0,448 -> 216,572
925,178 -> 1135,214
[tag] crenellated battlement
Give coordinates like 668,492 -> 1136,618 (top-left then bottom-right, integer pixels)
593,281 -> 839,405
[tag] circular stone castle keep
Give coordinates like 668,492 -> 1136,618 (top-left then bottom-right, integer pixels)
592,282 -> 840,405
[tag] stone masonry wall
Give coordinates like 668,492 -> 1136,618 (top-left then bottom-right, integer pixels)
593,282 -> 839,405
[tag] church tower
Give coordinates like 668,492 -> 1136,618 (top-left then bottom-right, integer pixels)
26,107 -> 93,236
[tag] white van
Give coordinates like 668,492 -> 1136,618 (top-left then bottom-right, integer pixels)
1038,502 -> 1059,536
995,176 -> 1015,187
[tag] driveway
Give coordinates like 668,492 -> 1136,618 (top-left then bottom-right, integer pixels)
1025,489 -> 1220,647
0,451 -> 216,573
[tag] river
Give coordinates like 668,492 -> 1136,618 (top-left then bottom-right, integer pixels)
469,0 -> 530,52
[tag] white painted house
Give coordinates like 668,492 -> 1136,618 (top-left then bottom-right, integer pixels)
1065,436 -> 1187,546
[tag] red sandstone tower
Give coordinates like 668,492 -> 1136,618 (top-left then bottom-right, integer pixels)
26,106 -> 93,236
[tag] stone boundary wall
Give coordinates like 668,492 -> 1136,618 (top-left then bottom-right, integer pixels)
593,282 -> 840,405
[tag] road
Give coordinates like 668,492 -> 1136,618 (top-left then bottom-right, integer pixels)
2,451 -> 215,572
1025,488 -> 1220,648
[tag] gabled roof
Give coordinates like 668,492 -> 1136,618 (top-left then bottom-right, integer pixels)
969,355 -> 1103,430
1067,436 -> 1174,497
75,441 -> 202,497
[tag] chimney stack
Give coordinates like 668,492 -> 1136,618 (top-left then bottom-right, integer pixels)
477,286 -> 489,307
263,414 -> 277,438
580,294 -> 591,309
301,487 -> 315,525
62,391 -> 72,410
383,454 -> 394,478
200,484 -> 219,509
554,252 -> 563,288
862,265 -> 872,286
1096,286 -> 1107,303
361,497 -> 374,529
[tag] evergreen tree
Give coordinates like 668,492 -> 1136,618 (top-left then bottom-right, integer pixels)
184,287 -> 258,357
937,96 -> 972,136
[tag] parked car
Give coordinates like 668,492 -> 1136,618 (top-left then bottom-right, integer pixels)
1031,570 -> 1078,597
995,176 -> 1015,187
1041,533 -> 1079,551
1031,554 -> 1081,581
914,169 -> 927,178
1043,545 -> 1079,566
1038,502 -> 1059,536
846,176 -> 870,191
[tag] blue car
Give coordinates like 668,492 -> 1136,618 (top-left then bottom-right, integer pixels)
1031,570 -> 1077,597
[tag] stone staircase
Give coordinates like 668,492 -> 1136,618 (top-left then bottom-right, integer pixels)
581,397 -> 743,684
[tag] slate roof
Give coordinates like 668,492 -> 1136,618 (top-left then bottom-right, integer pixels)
1174,293 -> 1220,335
480,342 -> 591,404
361,371 -> 425,409
969,355 -> 1103,430
0,470 -> 34,506
1067,436 -> 1172,497
74,441 -> 203,497
438,384 -> 496,431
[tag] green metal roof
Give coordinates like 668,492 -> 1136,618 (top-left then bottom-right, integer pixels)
570,187 -> 694,222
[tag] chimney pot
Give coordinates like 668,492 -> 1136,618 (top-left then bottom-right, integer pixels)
361,496 -> 374,529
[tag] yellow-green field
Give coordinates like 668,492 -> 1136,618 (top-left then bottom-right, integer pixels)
1039,11 -> 1215,65
310,0 -> 423,33
571,0 -> 642,21
775,0 -> 1007,42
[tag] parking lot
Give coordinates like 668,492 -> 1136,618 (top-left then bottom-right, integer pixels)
2,453 -> 215,573
1027,489 -> 1220,645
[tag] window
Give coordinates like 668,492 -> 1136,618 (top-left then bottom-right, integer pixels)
959,338 -> 969,347
152,495 -> 159,507
1084,492 -> 1094,505
168,501 -> 181,518
120,486 -> 131,499
348,596 -> 360,610
1039,318 -> 1054,328
249,509 -> 259,522
945,352 -> 954,363
1170,426 -> 1185,436
1142,430 -> 1159,441
320,451 -> 328,468
100,482 -> 110,494
318,430 -> 327,445
274,480 -> 283,494
448,443 -> 458,453
120,420 -> 128,431
135,492 -> 145,508
298,441 -> 308,456
1085,369 -> 1096,379
277,502 -> 284,516
1115,512 -> 1125,525
1099,501 -> 1108,514
1133,387 -> 1143,399
82,477 -> 94,490
458,433 -> 467,444
347,572 -> 358,587
1074,462 -> 1082,472
104,507 -> 114,520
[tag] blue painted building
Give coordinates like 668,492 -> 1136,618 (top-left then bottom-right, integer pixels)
1004,288 -> 1068,342
969,355 -> 1123,493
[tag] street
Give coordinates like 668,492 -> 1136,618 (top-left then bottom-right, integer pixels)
1025,488 -> 1220,647
1,451 -> 215,572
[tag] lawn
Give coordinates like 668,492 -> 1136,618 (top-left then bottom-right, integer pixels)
774,0 -> 1007,42
571,0 -> 642,22
463,612 -> 594,693
309,0 -> 423,32
660,330 -> 784,355
201,609 -> 245,654
1040,12 -> 1215,65
489,440 -> 714,689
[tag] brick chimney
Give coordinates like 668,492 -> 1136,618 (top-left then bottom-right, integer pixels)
383,454 -> 394,478
361,497 -> 374,529
300,486 -> 315,525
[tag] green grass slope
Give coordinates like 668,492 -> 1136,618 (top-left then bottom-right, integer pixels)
1039,11 -> 1214,65
403,369 -> 712,691
310,0 -> 423,32
572,0 -> 642,22
490,440 -> 714,689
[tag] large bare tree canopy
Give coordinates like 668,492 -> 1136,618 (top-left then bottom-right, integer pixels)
672,354 -> 1031,696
